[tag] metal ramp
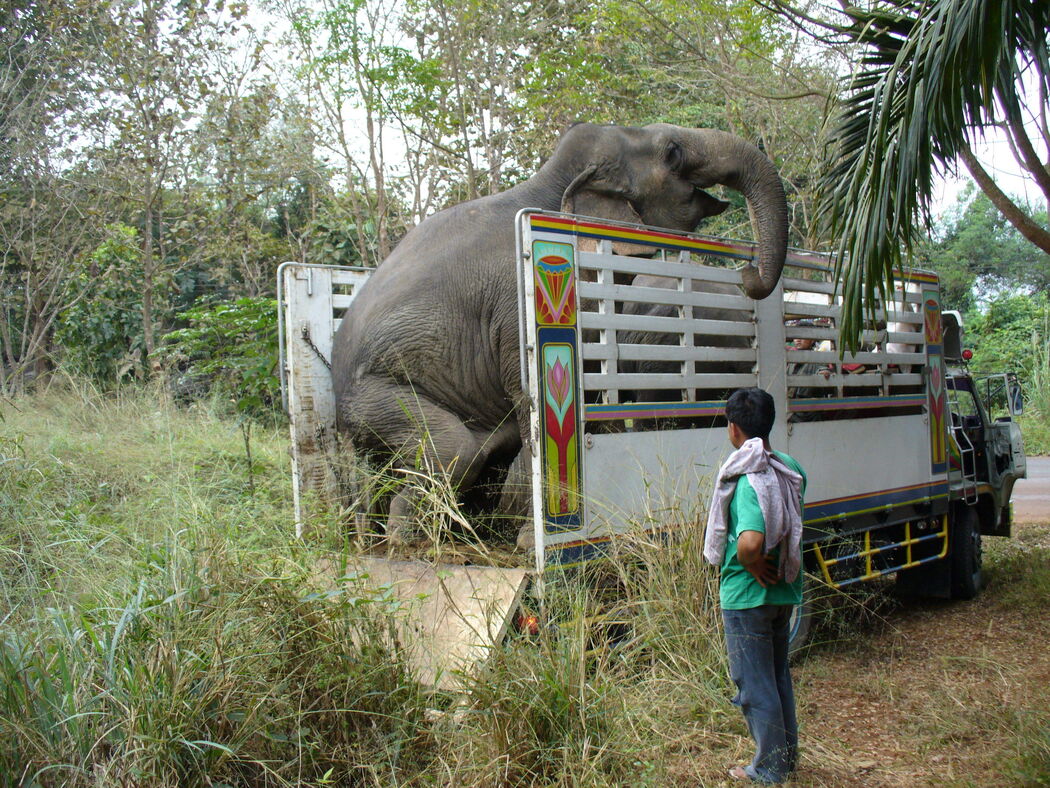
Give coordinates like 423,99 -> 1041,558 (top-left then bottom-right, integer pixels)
313,558 -> 530,690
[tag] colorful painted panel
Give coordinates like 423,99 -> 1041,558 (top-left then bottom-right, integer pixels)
529,234 -> 582,536
533,241 -> 577,326
924,290 -> 947,475
542,343 -> 580,516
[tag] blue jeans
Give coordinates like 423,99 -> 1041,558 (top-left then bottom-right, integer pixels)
723,605 -> 798,784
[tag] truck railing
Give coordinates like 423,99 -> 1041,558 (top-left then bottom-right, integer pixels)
812,515 -> 949,588
517,210 -> 949,572
945,383 -> 981,505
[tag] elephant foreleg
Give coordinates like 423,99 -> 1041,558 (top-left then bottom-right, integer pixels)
496,446 -> 535,549
341,378 -> 518,544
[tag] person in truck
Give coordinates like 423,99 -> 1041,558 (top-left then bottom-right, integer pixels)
704,387 -> 807,784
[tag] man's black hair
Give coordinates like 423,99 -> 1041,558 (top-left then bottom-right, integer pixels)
725,387 -> 775,440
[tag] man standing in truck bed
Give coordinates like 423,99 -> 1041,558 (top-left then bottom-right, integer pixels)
705,387 -> 806,784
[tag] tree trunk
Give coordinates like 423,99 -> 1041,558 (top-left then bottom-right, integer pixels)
143,199 -> 155,360
960,144 -> 1050,255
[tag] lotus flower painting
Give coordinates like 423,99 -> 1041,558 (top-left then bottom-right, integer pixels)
542,344 -> 579,515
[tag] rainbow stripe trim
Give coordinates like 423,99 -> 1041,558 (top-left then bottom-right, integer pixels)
543,480 -> 949,565
582,394 -> 924,420
788,394 -> 925,413
898,270 -> 939,284
528,214 -> 941,283
544,535 -> 614,568
530,215 -> 822,268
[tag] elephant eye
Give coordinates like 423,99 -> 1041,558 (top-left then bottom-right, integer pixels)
665,141 -> 684,173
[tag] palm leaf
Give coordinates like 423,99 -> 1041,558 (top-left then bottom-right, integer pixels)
820,0 -> 1050,350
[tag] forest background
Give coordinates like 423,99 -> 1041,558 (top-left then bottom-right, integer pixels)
2,0 -> 1048,441
3,3 -> 1050,785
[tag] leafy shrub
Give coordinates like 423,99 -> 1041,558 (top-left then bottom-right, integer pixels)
55,224 -> 153,382
158,297 -> 280,419
966,293 -> 1050,453
967,292 -> 1050,381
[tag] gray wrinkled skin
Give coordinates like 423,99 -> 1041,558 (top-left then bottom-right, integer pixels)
330,123 -> 789,544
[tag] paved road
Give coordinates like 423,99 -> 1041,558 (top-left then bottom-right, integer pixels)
1014,455 -> 1050,523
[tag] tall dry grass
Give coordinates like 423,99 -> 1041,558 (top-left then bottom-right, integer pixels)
1,379 -> 746,786
6,378 -> 1048,786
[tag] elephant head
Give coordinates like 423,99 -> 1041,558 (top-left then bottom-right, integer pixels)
550,123 -> 788,299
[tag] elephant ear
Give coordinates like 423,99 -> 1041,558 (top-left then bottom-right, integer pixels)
561,165 -> 651,255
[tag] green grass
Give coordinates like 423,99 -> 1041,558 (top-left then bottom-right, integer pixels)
1018,413 -> 1050,456
2,379 -> 1049,786
1020,328 -> 1050,455
0,380 -> 737,786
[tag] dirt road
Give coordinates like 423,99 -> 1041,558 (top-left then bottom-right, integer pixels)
1013,455 -> 1050,524
788,521 -> 1050,787
788,465 -> 1050,788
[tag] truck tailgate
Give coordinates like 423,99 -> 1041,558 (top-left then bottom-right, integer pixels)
318,558 -> 530,689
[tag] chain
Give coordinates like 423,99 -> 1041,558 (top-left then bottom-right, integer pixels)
300,325 -> 332,370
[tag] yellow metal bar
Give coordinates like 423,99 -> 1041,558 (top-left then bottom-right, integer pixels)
935,513 -> 949,559
812,542 -> 835,586
809,516 -> 951,590
905,521 -> 912,566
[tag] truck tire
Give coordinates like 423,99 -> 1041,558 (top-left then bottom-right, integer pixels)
950,504 -> 983,600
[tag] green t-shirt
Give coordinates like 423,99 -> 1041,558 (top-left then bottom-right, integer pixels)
719,451 -> 807,610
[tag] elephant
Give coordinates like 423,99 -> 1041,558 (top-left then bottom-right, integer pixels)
330,122 -> 789,547
616,274 -> 755,409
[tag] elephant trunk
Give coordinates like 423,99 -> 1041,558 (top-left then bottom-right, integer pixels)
686,130 -> 788,300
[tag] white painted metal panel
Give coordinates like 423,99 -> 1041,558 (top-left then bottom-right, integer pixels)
579,251 -> 745,283
575,427 -> 730,539
583,312 -> 757,337
579,281 -> 754,310
785,413 -> 933,514
583,344 -> 757,362
278,262 -> 373,536
578,412 -> 936,539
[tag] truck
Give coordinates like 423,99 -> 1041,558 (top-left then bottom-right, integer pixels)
277,209 -> 1028,679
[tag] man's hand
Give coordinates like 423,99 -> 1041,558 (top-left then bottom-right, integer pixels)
737,530 -> 781,588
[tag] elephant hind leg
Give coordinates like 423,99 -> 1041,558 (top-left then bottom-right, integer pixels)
340,378 -> 517,543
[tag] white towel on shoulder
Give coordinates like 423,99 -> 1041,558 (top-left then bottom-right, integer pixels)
703,438 -> 804,583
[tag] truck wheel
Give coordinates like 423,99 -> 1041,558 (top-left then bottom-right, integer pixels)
788,581 -> 814,661
950,504 -> 983,600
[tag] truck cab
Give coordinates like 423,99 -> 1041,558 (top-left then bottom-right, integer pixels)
942,311 -> 1027,538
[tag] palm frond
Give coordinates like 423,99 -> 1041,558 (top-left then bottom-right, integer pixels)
820,0 -> 1050,350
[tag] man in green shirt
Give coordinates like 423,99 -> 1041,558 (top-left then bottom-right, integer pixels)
705,387 -> 806,784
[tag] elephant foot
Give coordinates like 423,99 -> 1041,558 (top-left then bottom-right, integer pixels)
386,486 -> 426,546
515,523 -> 536,552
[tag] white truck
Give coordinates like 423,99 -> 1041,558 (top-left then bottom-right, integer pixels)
278,210 -> 1027,673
